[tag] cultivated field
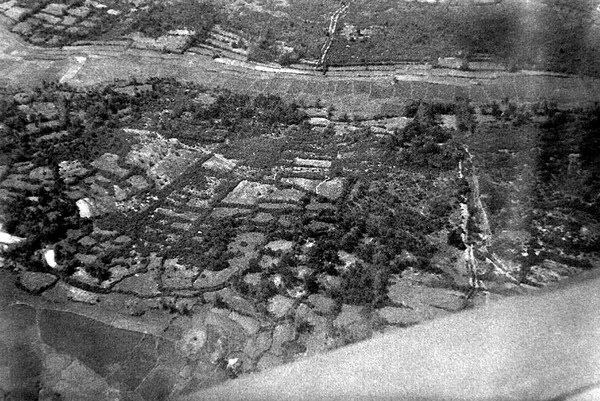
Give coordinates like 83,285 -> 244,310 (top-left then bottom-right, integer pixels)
3,0 -> 600,75
1,2 -> 600,399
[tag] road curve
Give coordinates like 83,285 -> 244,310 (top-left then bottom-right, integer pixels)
3,19 -> 600,115
3,13 -> 600,401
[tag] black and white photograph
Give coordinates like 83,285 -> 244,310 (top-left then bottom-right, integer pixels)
0,0 -> 599,399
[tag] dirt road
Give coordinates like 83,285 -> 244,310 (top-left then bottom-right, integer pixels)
3,20 -> 600,116
2,16 -> 600,401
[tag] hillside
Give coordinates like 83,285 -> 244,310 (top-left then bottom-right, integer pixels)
3,0 -> 600,75
1,1 -> 600,399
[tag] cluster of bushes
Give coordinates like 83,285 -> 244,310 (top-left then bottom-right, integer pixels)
3,79 -> 307,168
246,28 -> 303,66
200,92 -> 306,127
247,174 -> 454,307
388,101 -> 466,170
480,99 -> 535,126
402,99 -> 455,118
305,184 -> 449,305
0,100 -> 28,164
523,104 -> 600,266
467,100 -> 600,279
536,104 -> 600,216
3,181 -> 93,273
15,0 -> 221,48
223,0 -> 328,61
129,0 -> 220,44
161,218 -> 238,270
580,104 -> 600,195
222,0 -> 600,77
334,261 -> 390,307
149,82 -> 307,144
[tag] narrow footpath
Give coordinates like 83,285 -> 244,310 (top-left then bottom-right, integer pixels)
2,18 -> 600,117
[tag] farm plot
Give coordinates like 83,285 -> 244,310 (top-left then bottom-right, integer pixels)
2,77 -> 599,392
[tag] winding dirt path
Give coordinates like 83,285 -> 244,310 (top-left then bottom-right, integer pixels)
316,0 -> 355,71
3,20 -> 600,115
2,16 -> 600,401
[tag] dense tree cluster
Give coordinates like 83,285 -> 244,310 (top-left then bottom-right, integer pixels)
2,79 -> 307,168
389,101 -> 466,170
3,181 -> 92,273
1,82 -> 144,168
130,0 -> 220,44
250,175 -> 460,307
145,80 -> 307,145
161,218 -> 238,270
466,101 -> 600,277
246,28 -> 304,66
1,80 -> 308,280
4,75 -> 597,310
14,0 -> 222,48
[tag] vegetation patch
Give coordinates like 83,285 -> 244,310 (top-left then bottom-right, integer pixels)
2,77 -> 599,368
5,0 -> 600,75
216,0 -> 600,75
129,0 -> 219,42
465,100 -> 600,281
10,0 -> 221,48
0,79 -> 311,279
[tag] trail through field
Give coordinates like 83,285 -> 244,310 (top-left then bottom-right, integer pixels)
316,0 -> 355,71
3,18 -> 600,112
